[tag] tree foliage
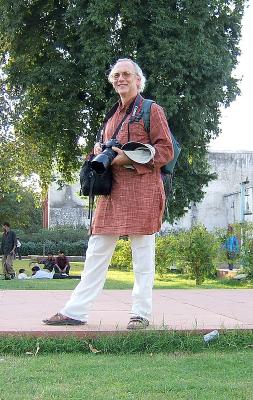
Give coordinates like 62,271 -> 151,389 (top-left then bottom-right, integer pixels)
0,182 -> 42,231
0,0 -> 246,221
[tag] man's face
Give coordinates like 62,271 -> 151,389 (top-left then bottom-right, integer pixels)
2,225 -> 9,233
111,61 -> 141,99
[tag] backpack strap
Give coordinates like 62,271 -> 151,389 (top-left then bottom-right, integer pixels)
141,99 -> 154,132
128,98 -> 154,132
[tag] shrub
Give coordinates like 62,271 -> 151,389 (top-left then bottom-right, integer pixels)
111,227 -> 219,283
177,225 -> 219,285
240,223 -> 253,278
111,239 -> 132,270
155,234 -> 182,278
241,239 -> 253,278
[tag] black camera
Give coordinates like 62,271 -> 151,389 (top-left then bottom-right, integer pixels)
91,139 -> 122,174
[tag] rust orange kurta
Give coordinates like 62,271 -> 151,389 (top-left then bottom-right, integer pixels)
92,96 -> 174,235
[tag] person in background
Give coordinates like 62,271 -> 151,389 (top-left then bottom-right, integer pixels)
31,265 -> 79,280
18,268 -> 28,280
39,253 -> 56,272
1,222 -> 17,280
31,265 -> 54,279
55,251 -> 71,275
223,224 -> 240,270
16,237 -> 22,260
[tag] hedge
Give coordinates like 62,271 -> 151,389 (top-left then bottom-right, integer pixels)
13,227 -> 89,256
21,240 -> 88,256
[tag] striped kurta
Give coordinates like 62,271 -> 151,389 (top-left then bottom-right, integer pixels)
92,96 -> 174,235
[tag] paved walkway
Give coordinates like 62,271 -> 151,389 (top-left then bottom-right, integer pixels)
0,289 -> 252,337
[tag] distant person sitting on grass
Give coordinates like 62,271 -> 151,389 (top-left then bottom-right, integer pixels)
39,253 -> 56,272
55,251 -> 71,275
31,265 -> 54,279
31,265 -> 81,280
18,268 -> 28,280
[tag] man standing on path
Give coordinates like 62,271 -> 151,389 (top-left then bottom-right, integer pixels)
1,222 -> 17,280
44,58 -> 173,329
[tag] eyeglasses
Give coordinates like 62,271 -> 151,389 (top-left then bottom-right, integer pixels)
111,71 -> 136,81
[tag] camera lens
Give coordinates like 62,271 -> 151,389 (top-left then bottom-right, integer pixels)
91,153 -> 111,173
91,139 -> 121,173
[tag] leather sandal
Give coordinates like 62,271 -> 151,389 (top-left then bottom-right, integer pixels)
43,313 -> 86,326
127,316 -> 149,330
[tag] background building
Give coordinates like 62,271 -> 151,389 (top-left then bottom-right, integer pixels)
45,181 -> 88,228
172,151 -> 253,231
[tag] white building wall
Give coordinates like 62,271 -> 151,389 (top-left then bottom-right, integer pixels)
174,152 -> 253,230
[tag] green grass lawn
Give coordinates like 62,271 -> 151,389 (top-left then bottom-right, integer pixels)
0,351 -> 252,399
0,259 -> 252,290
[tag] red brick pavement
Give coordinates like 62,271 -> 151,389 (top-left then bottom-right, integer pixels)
0,289 -> 252,337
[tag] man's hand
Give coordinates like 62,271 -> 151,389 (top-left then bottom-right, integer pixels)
93,142 -> 102,155
111,147 -> 132,166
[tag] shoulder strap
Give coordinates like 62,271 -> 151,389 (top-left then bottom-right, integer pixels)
96,96 -> 141,143
141,99 -> 154,132
128,98 -> 154,133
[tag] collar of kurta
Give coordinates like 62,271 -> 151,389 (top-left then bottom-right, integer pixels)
118,95 -> 142,112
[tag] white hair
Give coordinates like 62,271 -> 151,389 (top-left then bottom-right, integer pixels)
108,58 -> 146,93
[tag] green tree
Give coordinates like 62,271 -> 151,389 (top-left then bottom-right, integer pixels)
0,130 -> 52,197
0,0 -> 246,221
0,182 -> 42,232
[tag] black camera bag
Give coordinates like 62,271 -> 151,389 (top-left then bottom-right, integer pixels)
80,157 -> 113,197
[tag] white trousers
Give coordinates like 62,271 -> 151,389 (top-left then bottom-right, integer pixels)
61,234 -> 156,322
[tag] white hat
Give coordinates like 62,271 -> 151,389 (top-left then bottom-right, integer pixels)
122,141 -> 155,164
